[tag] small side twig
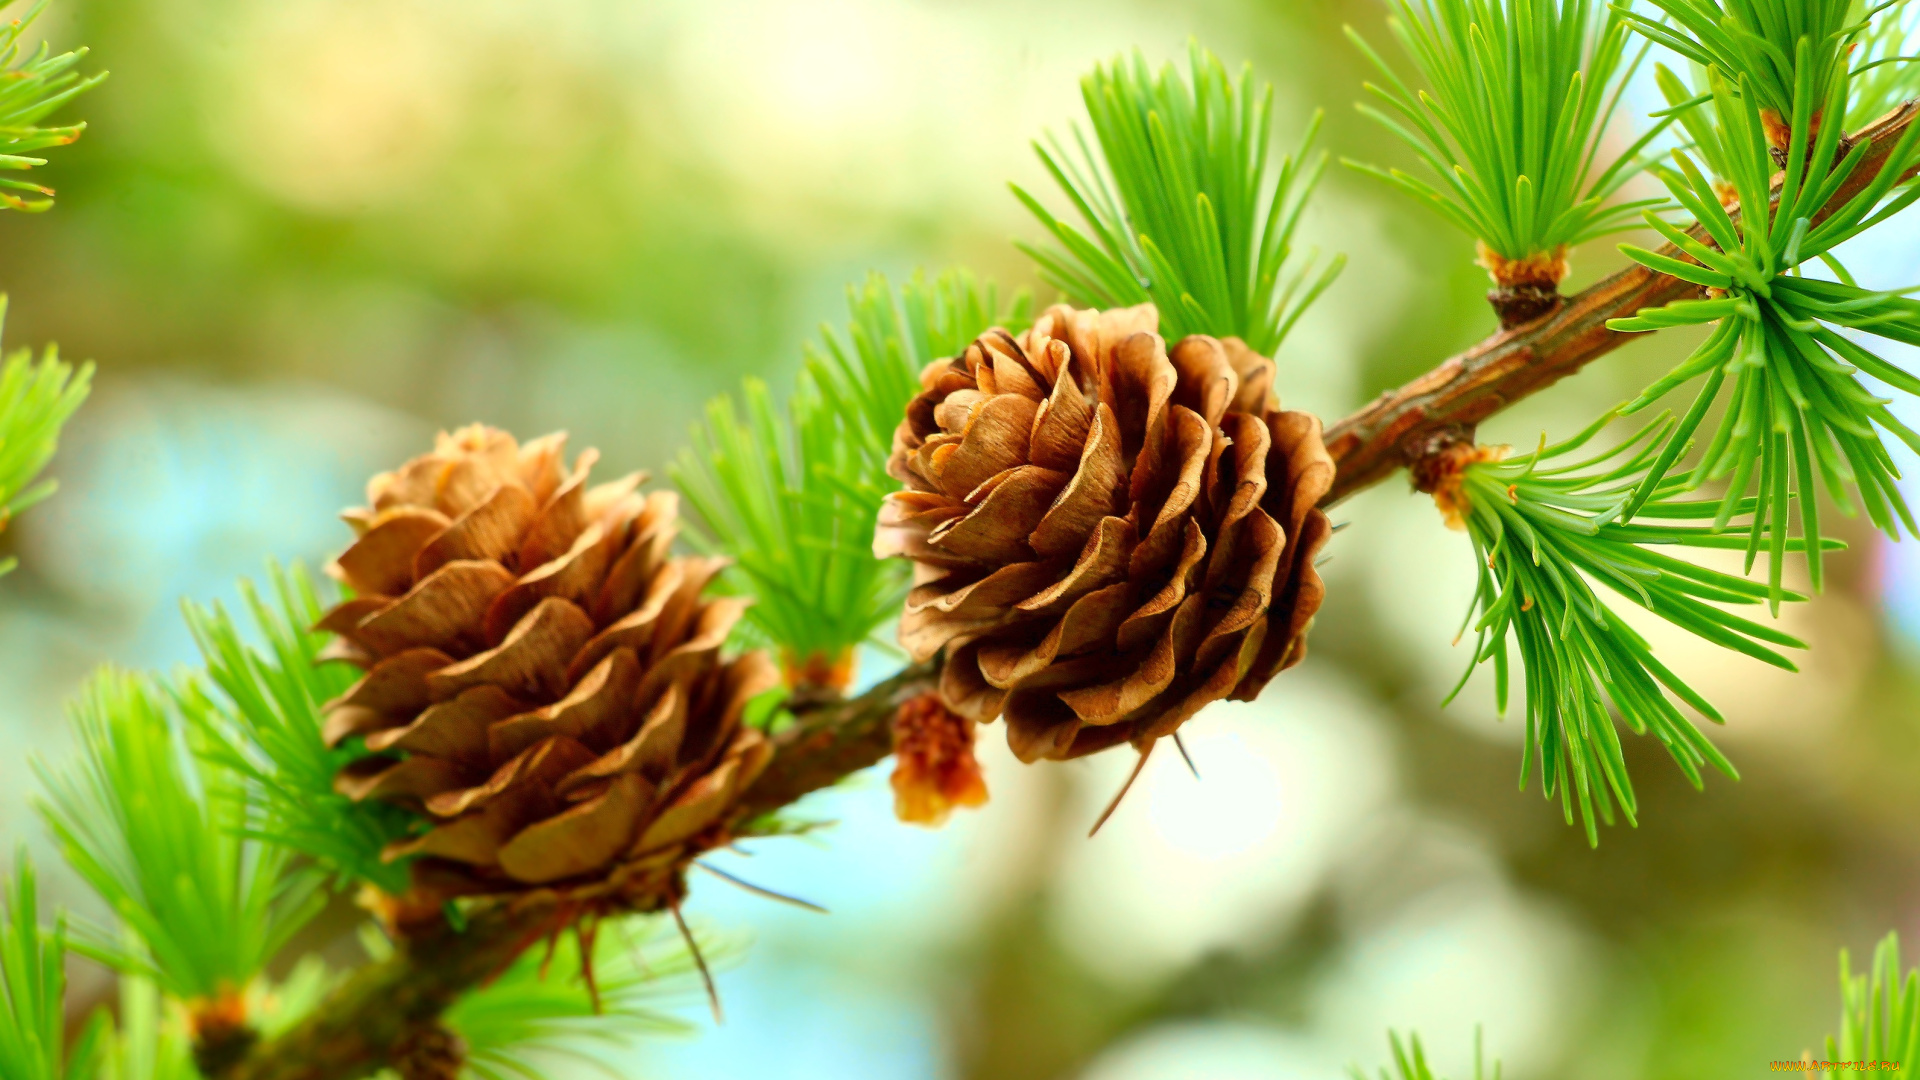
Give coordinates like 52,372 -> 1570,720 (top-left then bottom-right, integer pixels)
1321,100 -> 1920,505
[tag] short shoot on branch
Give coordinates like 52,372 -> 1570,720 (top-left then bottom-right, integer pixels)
1013,42 -> 1344,356
1347,0 -> 1671,324
1425,414 -> 1829,844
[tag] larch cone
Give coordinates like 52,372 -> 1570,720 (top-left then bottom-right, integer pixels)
876,304 -> 1334,763
317,425 -> 776,904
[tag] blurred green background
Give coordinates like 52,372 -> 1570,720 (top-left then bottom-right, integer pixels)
1,0 -> 1917,1077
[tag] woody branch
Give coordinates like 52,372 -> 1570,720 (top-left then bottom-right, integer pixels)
206,99 -> 1920,1080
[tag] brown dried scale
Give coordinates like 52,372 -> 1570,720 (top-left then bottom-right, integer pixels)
317,425 -> 776,902
876,304 -> 1334,763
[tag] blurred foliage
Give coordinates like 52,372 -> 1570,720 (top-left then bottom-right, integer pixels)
34,667 -> 322,1001
1827,932 -> 1919,1070
1850,0 -> 1920,129
1353,1029 -> 1499,1080
0,298 -> 90,577
355,915 -> 734,1080
91,968 -> 195,1080
446,917 -> 728,1080
0,854 -> 106,1080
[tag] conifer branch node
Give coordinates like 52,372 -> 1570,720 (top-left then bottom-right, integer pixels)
1322,99 -> 1920,505
1477,242 -> 1571,329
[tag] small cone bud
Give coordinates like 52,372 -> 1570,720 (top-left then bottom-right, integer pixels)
1409,432 -> 1508,531
1759,106 -> 1846,168
1760,108 -> 1820,154
1474,242 -> 1570,292
781,648 -> 857,695
1475,242 -> 1569,329
890,692 -> 988,826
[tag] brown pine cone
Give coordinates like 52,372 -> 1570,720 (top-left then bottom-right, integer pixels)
875,304 -> 1334,763
317,425 -> 776,899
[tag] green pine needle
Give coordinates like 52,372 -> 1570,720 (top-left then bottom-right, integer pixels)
1352,1029 -> 1501,1080
1610,56 -> 1920,608
1827,932 -> 1920,1069
0,853 -> 104,1080
1849,0 -> 1920,130
89,965 -> 197,1080
33,667 -> 324,1002
1619,0 -> 1861,125
1653,62 -> 1735,187
0,0 -> 104,213
176,561 -> 415,894
674,269 -> 1027,667
0,296 -> 91,578
1347,0 -> 1670,263
1013,41 -> 1344,355
1447,417 -> 1826,845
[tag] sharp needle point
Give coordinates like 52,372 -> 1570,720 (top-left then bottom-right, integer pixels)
1172,731 -> 1199,779
1090,741 -> 1155,837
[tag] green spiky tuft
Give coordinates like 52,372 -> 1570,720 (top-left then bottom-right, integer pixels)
1014,41 -> 1343,355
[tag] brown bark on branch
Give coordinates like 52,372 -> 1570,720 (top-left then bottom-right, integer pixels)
209,101 -> 1920,1080
1322,100 -> 1920,505
212,663 -> 937,1080
739,663 -> 942,819
220,900 -> 560,1080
